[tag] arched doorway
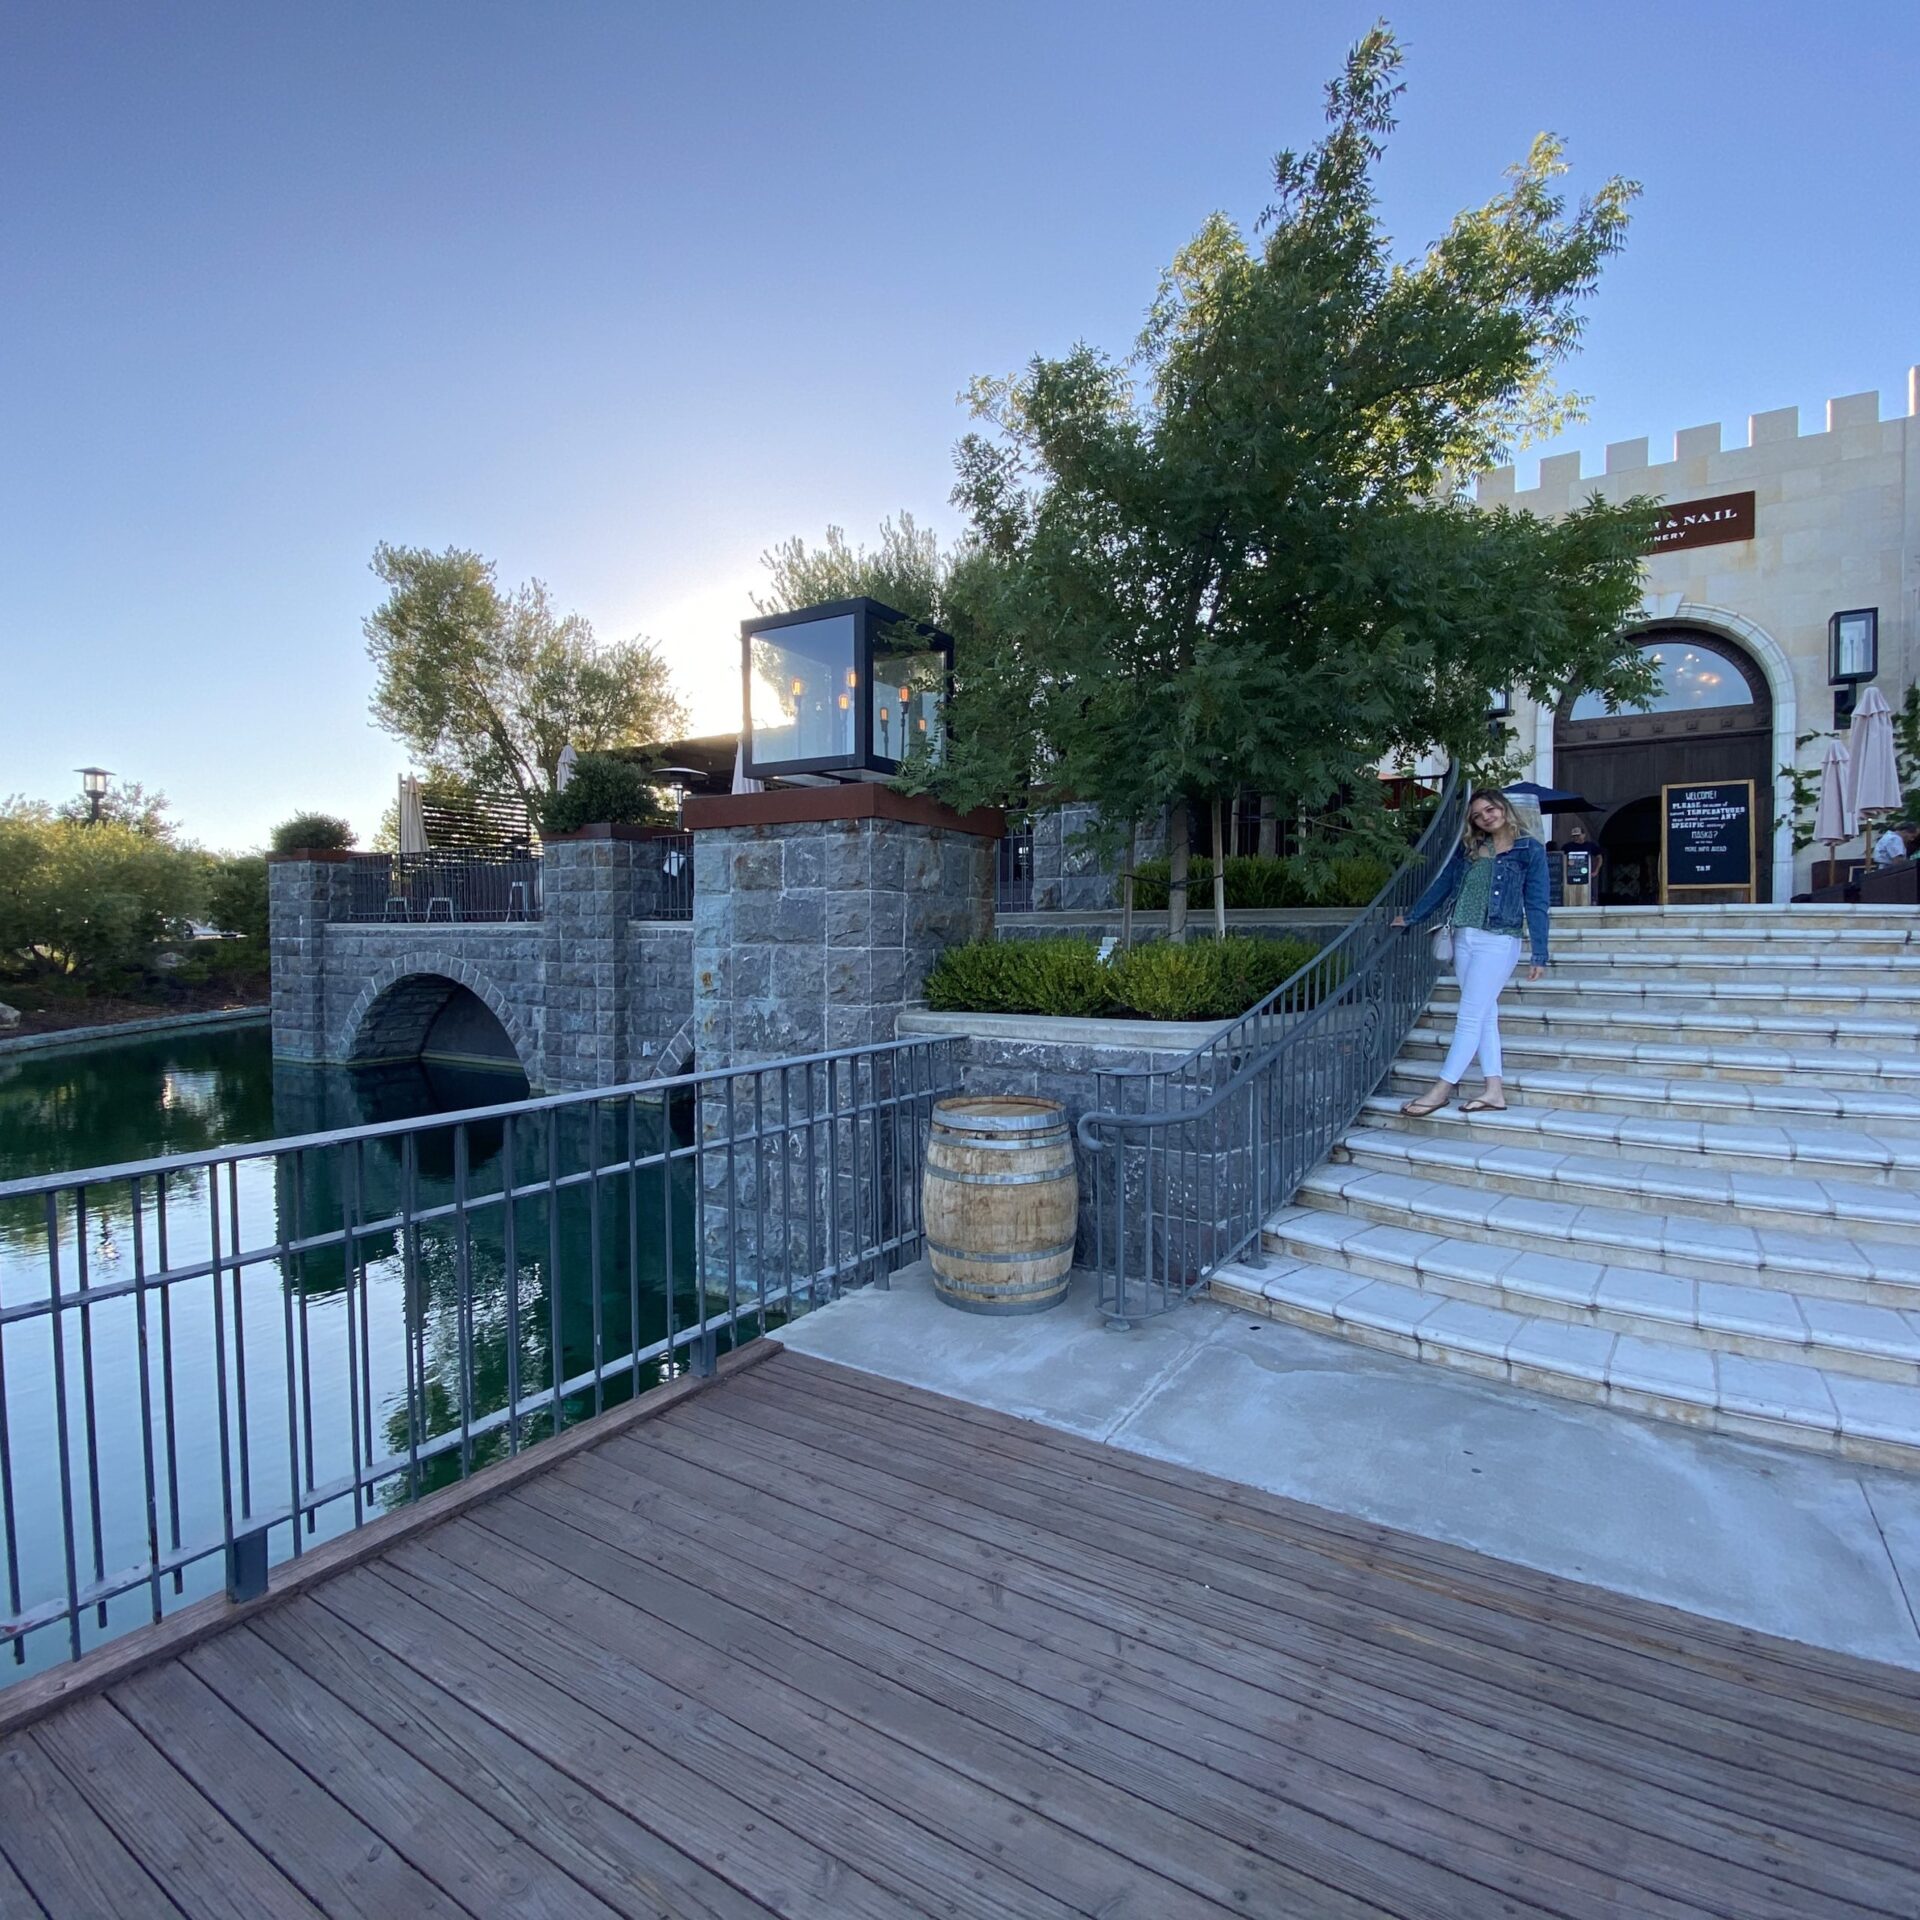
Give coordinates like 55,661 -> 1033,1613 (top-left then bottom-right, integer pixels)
1554,628 -> 1775,903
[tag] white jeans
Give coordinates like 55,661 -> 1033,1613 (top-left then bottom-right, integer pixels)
1440,928 -> 1522,1084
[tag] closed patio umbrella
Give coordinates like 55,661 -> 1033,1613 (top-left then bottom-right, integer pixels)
1813,738 -> 1853,881
1845,686 -> 1902,823
731,737 -> 764,795
397,775 -> 429,853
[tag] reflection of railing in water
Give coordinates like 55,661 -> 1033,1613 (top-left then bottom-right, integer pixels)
0,1035 -> 958,1679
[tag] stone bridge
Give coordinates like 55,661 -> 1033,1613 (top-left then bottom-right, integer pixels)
268,833 -> 695,1093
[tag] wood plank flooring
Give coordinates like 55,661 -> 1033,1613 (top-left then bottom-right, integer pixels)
3,1344 -> 1918,1918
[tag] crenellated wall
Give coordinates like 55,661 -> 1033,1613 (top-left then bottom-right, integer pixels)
1473,368 -> 1920,898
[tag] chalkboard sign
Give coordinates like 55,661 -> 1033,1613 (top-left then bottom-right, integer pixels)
1662,780 -> 1755,900
1546,853 -> 1566,908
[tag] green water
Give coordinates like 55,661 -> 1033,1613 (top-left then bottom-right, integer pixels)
0,1025 -> 699,1678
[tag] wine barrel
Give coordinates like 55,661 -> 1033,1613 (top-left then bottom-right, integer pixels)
923,1096 -> 1078,1315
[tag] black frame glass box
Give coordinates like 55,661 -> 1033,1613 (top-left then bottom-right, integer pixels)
740,597 -> 953,782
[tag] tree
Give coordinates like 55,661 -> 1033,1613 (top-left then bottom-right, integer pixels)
925,27 -> 1659,937
0,803 -> 204,979
364,544 -> 688,813
754,511 -> 953,623
55,779 -> 178,841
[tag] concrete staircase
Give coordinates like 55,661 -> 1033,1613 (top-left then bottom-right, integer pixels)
1211,905 -> 1920,1470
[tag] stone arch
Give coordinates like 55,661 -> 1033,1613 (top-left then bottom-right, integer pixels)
1536,598 -> 1798,904
339,953 -> 536,1077
653,1016 -> 696,1080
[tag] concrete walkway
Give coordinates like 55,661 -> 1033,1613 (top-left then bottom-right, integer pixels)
772,1260 -> 1920,1671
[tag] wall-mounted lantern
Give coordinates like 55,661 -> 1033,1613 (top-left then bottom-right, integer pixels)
1829,607 -> 1878,685
1829,608 -> 1878,727
1486,688 -> 1514,720
740,597 -> 953,783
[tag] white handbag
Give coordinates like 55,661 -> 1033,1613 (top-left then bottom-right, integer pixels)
1430,924 -> 1454,966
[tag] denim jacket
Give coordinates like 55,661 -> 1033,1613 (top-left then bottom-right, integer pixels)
1406,835 -> 1551,967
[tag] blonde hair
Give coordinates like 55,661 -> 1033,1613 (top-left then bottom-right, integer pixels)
1463,788 -> 1527,857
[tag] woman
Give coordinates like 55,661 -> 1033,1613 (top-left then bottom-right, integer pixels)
1391,788 -> 1549,1115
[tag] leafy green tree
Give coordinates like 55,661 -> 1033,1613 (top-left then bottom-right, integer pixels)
205,853 -> 270,942
365,544 -> 688,813
925,27 -> 1658,937
0,804 -> 204,978
754,511 -> 954,621
55,779 -> 178,841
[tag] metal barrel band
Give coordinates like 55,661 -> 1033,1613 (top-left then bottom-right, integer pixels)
924,1163 -> 1073,1188
924,1130 -> 1070,1152
924,1235 -> 1076,1266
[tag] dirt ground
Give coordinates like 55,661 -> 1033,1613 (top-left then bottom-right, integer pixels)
0,981 -> 269,1039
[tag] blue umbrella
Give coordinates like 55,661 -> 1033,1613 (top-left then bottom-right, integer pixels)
1502,781 -> 1600,813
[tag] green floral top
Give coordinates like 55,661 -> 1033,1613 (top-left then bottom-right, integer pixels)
1449,853 -> 1496,931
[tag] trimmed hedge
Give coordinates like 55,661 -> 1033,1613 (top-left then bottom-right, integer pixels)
538,754 -> 670,834
270,812 -> 353,853
1130,852 -> 1389,911
924,935 -> 1326,1023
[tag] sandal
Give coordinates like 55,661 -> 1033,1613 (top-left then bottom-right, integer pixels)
1399,1094 -> 1451,1117
1457,1098 -> 1508,1114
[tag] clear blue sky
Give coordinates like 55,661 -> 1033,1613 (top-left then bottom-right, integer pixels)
4,0 -> 1916,850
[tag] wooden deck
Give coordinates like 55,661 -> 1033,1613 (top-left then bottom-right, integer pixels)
2,1345 -> 1919,1919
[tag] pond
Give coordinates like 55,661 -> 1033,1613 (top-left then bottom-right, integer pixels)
0,1024 -> 699,1679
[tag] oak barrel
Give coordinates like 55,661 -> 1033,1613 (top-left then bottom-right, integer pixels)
923,1096 -> 1078,1314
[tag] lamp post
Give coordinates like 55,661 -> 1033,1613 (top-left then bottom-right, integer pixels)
76,766 -> 112,823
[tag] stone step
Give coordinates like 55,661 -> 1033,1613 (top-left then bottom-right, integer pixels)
1260,1204 -> 1920,1384
1384,1058 -> 1920,1134
1431,975 -> 1920,1022
1364,1089 -> 1920,1176
1545,905 -> 1918,926
1330,1123 -> 1920,1239
1548,926 -> 1917,955
1542,949 -> 1920,977
1291,1156 -> 1920,1304
1210,1257 -> 1920,1470
1398,1023 -> 1920,1093
1429,999 -> 1920,1054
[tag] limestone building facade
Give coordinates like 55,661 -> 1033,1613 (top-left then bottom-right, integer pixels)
1477,370 -> 1920,902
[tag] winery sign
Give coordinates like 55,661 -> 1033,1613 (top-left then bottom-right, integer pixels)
1648,490 -> 1755,554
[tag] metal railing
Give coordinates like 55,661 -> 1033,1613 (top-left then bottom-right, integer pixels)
637,831 -> 694,921
996,830 -> 1035,914
349,852 -> 543,924
1078,770 -> 1466,1325
0,1035 -> 957,1679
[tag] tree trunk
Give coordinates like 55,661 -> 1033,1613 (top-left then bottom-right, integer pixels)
1120,816 -> 1137,950
1211,795 -> 1228,939
1257,793 -> 1279,858
1167,799 -> 1190,945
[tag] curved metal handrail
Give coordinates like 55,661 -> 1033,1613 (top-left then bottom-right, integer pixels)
1077,767 -> 1466,1326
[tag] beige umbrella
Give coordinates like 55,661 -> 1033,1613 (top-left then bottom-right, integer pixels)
731,737 -> 764,795
1813,738 -> 1853,881
1846,686 -> 1902,825
397,775 -> 429,853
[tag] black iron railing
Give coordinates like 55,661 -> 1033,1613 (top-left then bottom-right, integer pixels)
0,1036 -> 957,1679
349,852 -> 543,923
1078,770 -> 1465,1326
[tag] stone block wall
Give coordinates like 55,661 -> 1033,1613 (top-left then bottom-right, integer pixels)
1027,804 -> 1172,912
268,856 -> 352,1062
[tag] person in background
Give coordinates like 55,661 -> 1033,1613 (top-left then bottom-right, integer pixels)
1555,817 -> 1601,906
1872,821 -> 1919,868
1391,789 -> 1550,1115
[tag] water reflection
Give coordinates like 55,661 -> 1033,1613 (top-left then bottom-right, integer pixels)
1,1029 -> 702,1679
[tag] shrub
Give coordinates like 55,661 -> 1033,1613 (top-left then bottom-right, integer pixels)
0,810 -> 205,979
270,812 -> 354,853
538,754 -> 670,835
923,934 -> 1326,1022
924,939 -> 1115,1017
205,854 -> 269,942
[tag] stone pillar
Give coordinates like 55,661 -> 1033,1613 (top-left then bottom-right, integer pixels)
684,787 -> 998,1299
539,829 -> 649,1092
267,852 -> 352,1063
